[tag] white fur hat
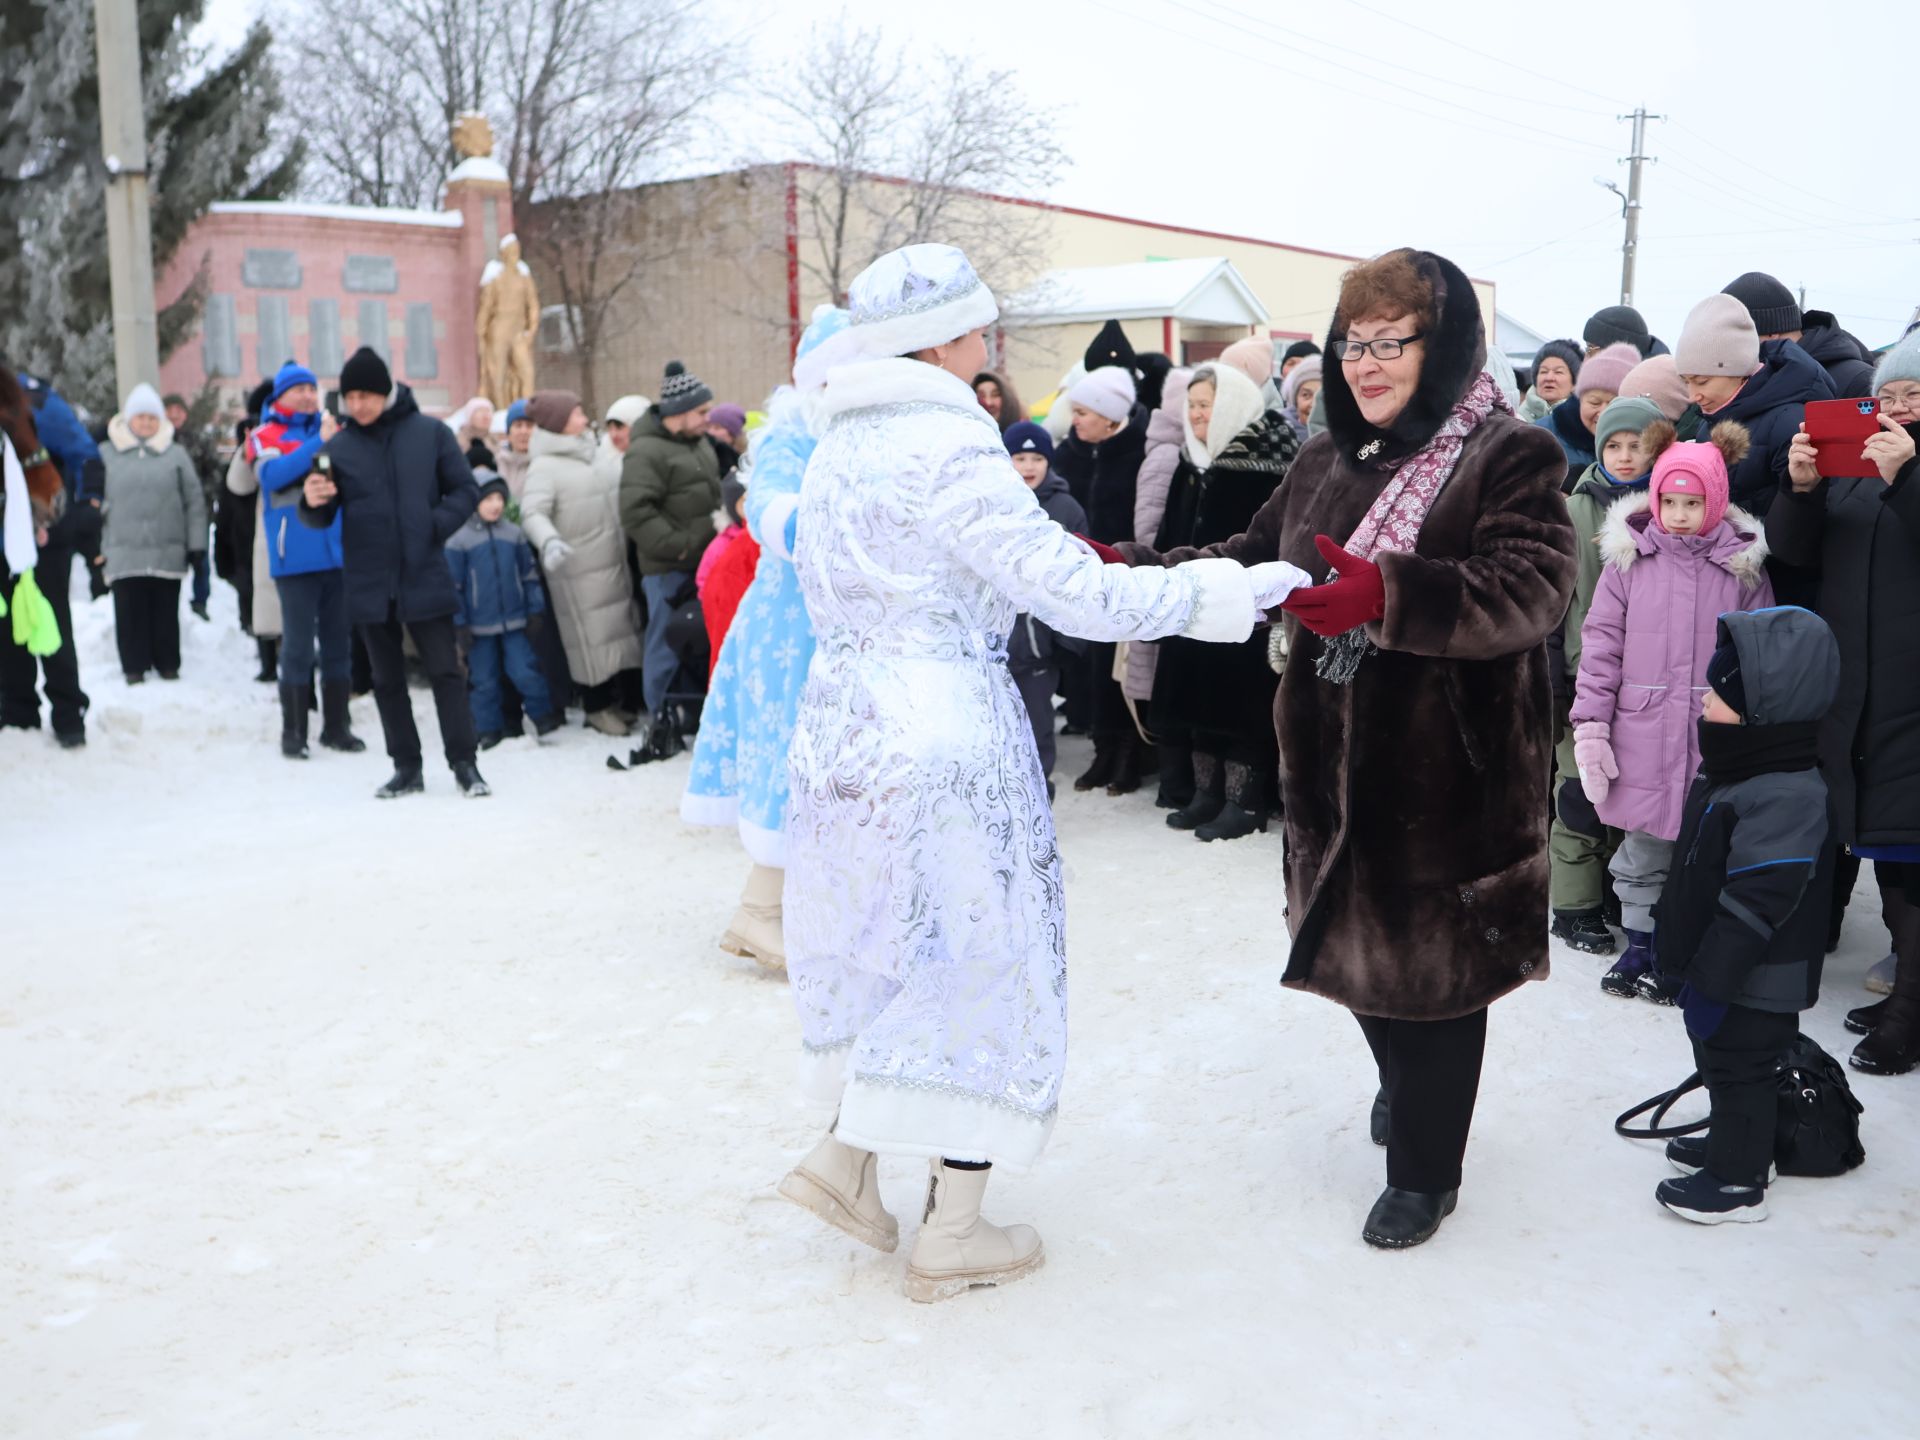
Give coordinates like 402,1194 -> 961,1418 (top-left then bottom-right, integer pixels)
1067,366 -> 1138,424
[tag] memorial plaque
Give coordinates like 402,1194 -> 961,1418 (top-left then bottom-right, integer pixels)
358,301 -> 390,360
202,294 -> 241,376
242,248 -> 301,289
343,254 -> 398,293
256,295 -> 291,375
308,299 -> 343,376
405,303 -> 438,380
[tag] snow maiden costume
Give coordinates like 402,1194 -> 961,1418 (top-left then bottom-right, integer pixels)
774,243 -> 1307,1302
681,307 -> 851,970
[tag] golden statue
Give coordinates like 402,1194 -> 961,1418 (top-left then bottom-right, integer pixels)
453,112 -> 494,161
477,234 -> 539,409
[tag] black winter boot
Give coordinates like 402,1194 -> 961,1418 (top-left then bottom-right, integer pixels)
1074,740 -> 1117,793
255,637 -> 278,684
1195,761 -> 1269,842
279,683 -> 311,760
1552,909 -> 1617,956
1845,996 -> 1890,1036
318,681 -> 366,753
453,761 -> 492,798
375,764 -> 425,799
1154,743 -> 1195,809
1105,734 -> 1147,796
1361,1187 -> 1458,1249
1168,752 -> 1225,830
1851,903 -> 1920,1076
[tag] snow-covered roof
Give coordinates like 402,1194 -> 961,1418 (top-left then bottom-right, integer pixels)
1005,257 -> 1268,329
207,201 -> 463,230
447,155 -> 509,185
1495,308 -> 1552,362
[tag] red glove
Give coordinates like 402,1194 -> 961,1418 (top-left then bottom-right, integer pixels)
1074,534 -> 1125,565
1278,535 -> 1386,637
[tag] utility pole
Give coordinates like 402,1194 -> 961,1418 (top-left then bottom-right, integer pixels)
94,0 -> 161,397
1616,106 -> 1661,309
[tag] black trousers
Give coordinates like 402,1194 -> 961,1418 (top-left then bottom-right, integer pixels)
1087,642 -> 1130,742
1355,1007 -> 1489,1193
1013,665 -> 1060,779
110,576 -> 181,677
275,570 -> 352,685
359,609 -> 477,769
1692,1004 -> 1796,1188
0,543 -> 89,737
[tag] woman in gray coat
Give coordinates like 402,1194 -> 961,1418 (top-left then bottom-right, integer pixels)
99,384 -> 206,682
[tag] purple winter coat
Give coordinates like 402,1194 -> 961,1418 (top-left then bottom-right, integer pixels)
1124,398 -> 1189,702
1571,493 -> 1773,840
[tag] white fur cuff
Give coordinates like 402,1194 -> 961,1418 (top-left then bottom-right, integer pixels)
1179,557 -> 1258,644
757,493 -> 800,562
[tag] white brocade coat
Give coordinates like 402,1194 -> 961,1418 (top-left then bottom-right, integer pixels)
786,358 -> 1258,1169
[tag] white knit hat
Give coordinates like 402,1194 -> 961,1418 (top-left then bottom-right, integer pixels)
844,244 -> 999,362
1675,294 -> 1761,378
124,382 -> 165,419
1067,366 -> 1138,424
604,394 -> 652,427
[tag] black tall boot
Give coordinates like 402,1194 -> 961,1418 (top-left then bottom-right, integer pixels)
1073,739 -> 1118,793
318,681 -> 367,753
1168,752 -> 1225,830
1851,895 -> 1920,1076
1106,733 -> 1148,796
1155,742 -> 1195,810
1196,760 -> 1270,842
255,636 -> 278,684
279,682 -> 311,760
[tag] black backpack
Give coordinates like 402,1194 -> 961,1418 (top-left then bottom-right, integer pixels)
1615,1032 -> 1866,1177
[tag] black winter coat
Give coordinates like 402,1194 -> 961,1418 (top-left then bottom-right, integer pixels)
1150,412 -> 1299,743
1797,313 -> 1877,399
1764,438 -> 1920,848
1052,405 -> 1148,544
1712,339 -> 1834,517
302,385 -> 480,625
1007,472 -> 1088,675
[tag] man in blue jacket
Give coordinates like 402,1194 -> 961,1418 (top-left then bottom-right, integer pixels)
301,347 -> 484,798
247,360 -> 360,759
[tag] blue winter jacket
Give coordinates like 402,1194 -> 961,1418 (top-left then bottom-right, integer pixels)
21,375 -> 98,499
445,514 -> 546,634
250,405 -> 345,578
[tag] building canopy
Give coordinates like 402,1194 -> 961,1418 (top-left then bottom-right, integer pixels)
1005,257 -> 1268,330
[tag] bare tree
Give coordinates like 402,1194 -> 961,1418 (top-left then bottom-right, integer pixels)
765,18 -> 1065,313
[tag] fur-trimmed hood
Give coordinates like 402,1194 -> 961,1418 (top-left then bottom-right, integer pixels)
107,412 -> 175,454
822,357 -> 1001,437
1320,248 -> 1487,471
1596,490 -> 1769,586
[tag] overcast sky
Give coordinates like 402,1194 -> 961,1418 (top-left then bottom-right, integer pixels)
201,0 -> 1918,349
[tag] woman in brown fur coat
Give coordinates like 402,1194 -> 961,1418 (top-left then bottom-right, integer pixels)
1129,249 -> 1576,1249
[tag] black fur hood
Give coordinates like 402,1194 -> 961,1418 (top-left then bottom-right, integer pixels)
1321,248 -> 1487,471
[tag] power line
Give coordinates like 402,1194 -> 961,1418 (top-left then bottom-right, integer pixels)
1668,119 -> 1910,226
1342,0 -> 1624,106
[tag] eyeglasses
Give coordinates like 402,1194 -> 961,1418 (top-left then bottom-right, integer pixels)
1334,334 -> 1425,362
1877,387 -> 1920,412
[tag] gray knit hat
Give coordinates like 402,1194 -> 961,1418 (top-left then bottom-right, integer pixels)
1675,294 -> 1761,378
1873,329 -> 1920,392
1594,396 -> 1664,448
1584,305 -> 1651,354
1722,272 -> 1801,338
658,360 -> 713,417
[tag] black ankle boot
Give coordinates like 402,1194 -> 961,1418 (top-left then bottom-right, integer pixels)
1362,1187 -> 1458,1249
1195,761 -> 1269,841
1106,736 -> 1147,796
1074,742 -> 1117,793
1154,744 -> 1195,809
318,681 -> 366,752
278,683 -> 311,759
1167,753 -> 1224,830
1845,996 -> 1890,1036
1851,910 -> 1920,1075
255,637 -> 279,684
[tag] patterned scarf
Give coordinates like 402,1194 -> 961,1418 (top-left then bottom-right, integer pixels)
1317,370 -> 1510,684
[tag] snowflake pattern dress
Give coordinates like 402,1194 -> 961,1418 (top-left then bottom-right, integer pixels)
681,390 -> 822,865
785,357 -> 1258,1170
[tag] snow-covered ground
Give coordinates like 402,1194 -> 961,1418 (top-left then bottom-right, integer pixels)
5,572 -> 1916,1439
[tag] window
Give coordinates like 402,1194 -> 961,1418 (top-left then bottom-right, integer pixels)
256,295 -> 290,376
202,294 -> 241,376
537,304 -> 579,355
309,299 -> 343,376
405,303 -> 437,379
357,300 -> 390,361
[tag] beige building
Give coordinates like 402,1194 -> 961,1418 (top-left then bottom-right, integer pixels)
529,165 -> 1496,419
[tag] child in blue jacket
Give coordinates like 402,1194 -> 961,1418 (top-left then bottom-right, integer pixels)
446,472 -> 558,746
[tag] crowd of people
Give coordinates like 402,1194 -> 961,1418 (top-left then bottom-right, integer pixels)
3,245 -> 1916,1298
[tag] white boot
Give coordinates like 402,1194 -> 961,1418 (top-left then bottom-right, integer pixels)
904,1160 -> 1045,1303
719,863 -> 785,970
777,1130 -> 899,1252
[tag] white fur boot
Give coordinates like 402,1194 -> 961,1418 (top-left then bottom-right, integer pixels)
903,1161 -> 1045,1303
777,1130 -> 899,1252
719,863 -> 785,970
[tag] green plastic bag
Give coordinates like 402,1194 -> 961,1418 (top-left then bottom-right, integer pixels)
9,569 -> 60,656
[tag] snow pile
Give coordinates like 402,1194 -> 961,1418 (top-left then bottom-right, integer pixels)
2,569 -> 1913,1436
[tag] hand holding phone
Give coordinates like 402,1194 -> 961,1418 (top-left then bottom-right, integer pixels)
1863,412 -> 1917,485
1804,397 -> 1883,479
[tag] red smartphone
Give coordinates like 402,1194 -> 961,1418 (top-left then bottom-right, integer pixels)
1804,397 -> 1882,478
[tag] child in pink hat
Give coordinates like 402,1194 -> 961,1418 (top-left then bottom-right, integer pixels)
1569,420 -> 1776,1000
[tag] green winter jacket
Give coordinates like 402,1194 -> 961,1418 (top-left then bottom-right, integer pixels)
618,407 -> 720,575
1563,462 -> 1650,676
98,415 -> 208,585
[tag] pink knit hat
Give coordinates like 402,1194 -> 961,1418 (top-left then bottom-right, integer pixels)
1218,337 -> 1274,386
1675,293 -> 1762,378
1650,440 -> 1731,535
1575,342 -> 1640,399
1617,355 -> 1691,420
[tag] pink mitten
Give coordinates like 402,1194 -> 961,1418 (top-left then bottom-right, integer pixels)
1573,720 -> 1617,806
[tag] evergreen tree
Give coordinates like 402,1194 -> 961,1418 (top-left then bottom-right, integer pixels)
0,0 -> 301,414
